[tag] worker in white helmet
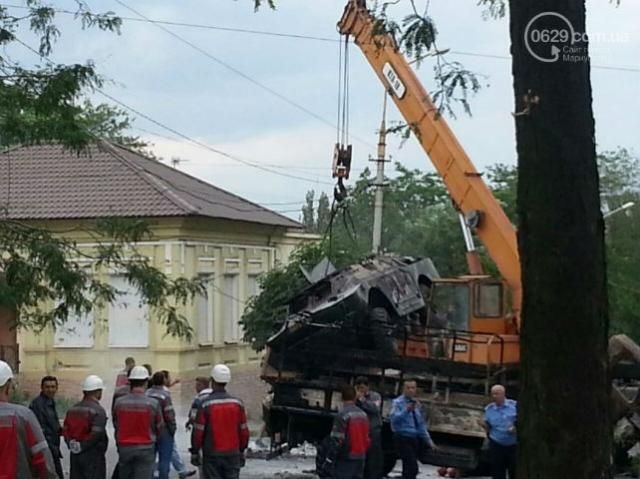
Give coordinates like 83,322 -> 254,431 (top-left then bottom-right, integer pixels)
63,375 -> 108,479
0,360 -> 57,478
113,365 -> 165,479
190,364 -> 249,479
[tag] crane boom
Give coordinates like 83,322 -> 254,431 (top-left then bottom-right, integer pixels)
338,0 -> 521,314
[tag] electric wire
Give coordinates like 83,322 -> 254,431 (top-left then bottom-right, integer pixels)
113,0 -> 375,149
1,2 -> 638,72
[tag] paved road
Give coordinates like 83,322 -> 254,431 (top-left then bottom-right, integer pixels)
56,411 -> 485,479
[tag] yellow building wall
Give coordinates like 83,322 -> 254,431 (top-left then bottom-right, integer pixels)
16,216 -> 314,412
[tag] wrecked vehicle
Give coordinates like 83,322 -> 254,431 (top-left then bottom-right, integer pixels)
267,254 -> 438,357
261,255 -> 517,473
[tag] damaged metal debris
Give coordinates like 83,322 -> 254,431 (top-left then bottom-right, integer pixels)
259,255 -> 640,475
260,254 -> 508,473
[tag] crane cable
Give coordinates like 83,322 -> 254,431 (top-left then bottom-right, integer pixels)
324,36 -> 358,259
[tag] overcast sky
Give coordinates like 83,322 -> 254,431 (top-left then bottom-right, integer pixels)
9,0 -> 640,218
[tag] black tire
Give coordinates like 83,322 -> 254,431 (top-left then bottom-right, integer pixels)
370,307 -> 396,355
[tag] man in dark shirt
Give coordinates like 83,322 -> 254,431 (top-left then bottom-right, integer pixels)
30,375 -> 64,479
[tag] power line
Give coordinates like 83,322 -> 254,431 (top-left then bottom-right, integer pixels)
3,2 -> 636,74
13,37 -> 335,188
134,127 -> 349,172
0,3 -> 339,43
113,0 -> 374,149
95,139 -> 312,216
96,89 -> 334,185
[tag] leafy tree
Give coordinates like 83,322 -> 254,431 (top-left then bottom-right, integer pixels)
0,219 -> 203,338
0,3 -> 202,337
316,192 -> 332,234
486,163 -> 517,223
509,1 -> 610,476
301,191 -> 333,234
241,241 -> 357,350
78,101 -> 146,151
301,190 -> 316,231
600,149 -> 640,341
0,2 -> 121,149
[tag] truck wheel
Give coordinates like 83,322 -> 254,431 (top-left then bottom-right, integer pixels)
370,307 -> 396,354
383,452 -> 398,476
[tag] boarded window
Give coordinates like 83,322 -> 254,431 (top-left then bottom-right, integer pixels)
108,275 -> 149,348
54,309 -> 94,348
222,274 -> 240,343
197,275 -> 215,345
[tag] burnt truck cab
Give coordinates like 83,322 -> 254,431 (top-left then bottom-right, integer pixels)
260,255 -> 519,473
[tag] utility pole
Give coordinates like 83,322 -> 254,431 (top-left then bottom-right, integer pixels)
371,93 -> 389,254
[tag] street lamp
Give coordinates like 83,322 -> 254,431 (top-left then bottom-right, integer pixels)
603,201 -> 635,220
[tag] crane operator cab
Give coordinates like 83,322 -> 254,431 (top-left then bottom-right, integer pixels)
401,277 -> 520,369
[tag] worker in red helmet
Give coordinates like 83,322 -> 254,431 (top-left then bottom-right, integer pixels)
0,360 -> 57,478
113,365 -> 165,478
190,364 -> 249,479
63,375 -> 108,479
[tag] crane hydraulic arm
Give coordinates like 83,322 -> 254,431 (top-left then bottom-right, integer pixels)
338,0 -> 521,315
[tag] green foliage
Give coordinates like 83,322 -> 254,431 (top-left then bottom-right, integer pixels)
78,102 -> 146,151
253,0 -> 276,11
0,2 -> 122,149
0,218 -> 204,339
400,11 -> 437,60
301,190 -> 315,231
486,163 -> 517,223
301,191 -> 332,234
370,1 -> 483,118
0,3 -> 199,339
241,161 -> 518,350
476,0 -> 507,20
432,60 -> 482,118
244,148 -> 640,348
240,242 -> 348,351
599,149 -> 640,341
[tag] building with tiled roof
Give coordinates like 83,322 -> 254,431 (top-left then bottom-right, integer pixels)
0,142 -> 312,414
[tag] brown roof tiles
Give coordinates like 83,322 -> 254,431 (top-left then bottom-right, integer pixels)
0,142 -> 301,228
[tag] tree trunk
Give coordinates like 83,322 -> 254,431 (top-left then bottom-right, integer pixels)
509,1 -> 611,478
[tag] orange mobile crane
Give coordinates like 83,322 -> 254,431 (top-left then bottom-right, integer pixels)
338,0 -> 521,370
259,0 -> 640,473
336,0 -> 640,469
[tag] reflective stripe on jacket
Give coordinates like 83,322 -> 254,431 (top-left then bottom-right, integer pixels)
111,385 -> 129,420
330,403 -> 370,460
0,402 -> 57,479
113,391 -> 164,449
188,389 -> 212,425
63,397 -> 108,454
192,390 -> 249,456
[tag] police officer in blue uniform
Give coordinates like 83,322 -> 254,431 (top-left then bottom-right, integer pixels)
483,384 -> 517,479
